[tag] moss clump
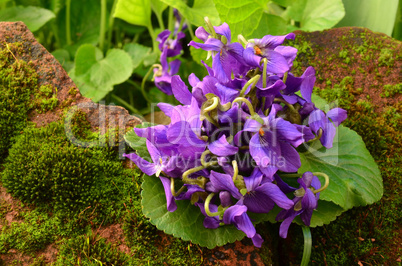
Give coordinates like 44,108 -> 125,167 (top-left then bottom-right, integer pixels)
35,84 -> 58,113
0,210 -> 56,254
1,121 -> 139,223
56,232 -> 128,265
381,83 -> 402,98
378,48 -> 395,66
0,42 -> 38,159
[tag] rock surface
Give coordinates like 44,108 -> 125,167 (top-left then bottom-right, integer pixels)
0,21 -> 141,131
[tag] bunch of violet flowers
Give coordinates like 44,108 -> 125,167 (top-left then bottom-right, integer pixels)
124,20 -> 347,247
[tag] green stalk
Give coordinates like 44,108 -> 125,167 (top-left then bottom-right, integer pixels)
147,25 -> 158,53
99,0 -> 107,52
301,226 -> 312,266
186,21 -> 195,39
111,94 -> 140,114
155,10 -> 165,30
168,7 -> 174,32
106,0 -> 118,51
66,0 -> 72,46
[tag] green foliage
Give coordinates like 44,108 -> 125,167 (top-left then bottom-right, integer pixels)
56,232 -> 128,265
1,122 -> 140,223
0,5 -> 55,32
142,175 -> 247,248
114,0 -> 152,28
69,44 -> 133,102
299,126 -> 383,210
378,48 -> 395,66
0,42 -> 38,159
336,0 -> 399,37
214,0 -> 345,39
160,0 -> 221,26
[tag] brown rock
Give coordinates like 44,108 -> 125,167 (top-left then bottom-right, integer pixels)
0,21 -> 141,132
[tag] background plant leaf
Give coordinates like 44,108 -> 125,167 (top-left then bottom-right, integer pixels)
70,44 -> 133,102
123,43 -> 152,72
160,0 -> 220,26
114,0 -> 151,27
299,125 -> 383,210
287,0 -> 345,31
0,5 -> 55,32
150,0 -> 168,17
336,0 -> 399,37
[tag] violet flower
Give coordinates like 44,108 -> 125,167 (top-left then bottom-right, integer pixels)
276,172 -> 321,238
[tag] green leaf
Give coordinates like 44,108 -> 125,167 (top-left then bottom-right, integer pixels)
160,0 -> 220,26
253,13 -> 289,37
287,0 -> 345,31
124,122 -> 155,160
51,49 -> 74,72
114,0 -> 151,27
299,125 -> 383,210
123,43 -> 152,71
336,0 -> 399,37
0,6 -> 55,32
142,175 -> 247,248
214,0 -> 276,39
71,44 -> 133,102
150,0 -> 168,17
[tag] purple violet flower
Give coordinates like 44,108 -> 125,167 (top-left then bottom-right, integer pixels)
276,172 -> 321,238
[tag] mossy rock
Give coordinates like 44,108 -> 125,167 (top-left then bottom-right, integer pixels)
1,122 -> 139,222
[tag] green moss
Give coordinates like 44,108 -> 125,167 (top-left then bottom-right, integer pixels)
56,232 -> 128,265
381,83 -> 402,98
0,42 -> 38,159
1,121 -> 140,224
35,84 -> 59,113
0,210 -> 56,254
68,87 -> 78,96
378,48 -> 395,66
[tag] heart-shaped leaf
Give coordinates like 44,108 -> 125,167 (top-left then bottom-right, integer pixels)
70,44 -> 133,102
0,6 -> 55,32
141,175 -> 246,248
299,125 -> 383,210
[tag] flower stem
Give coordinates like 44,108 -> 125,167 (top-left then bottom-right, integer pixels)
201,150 -> 212,166
312,172 -> 329,193
232,160 -> 238,182
308,128 -> 323,143
204,97 -> 219,112
204,17 -> 216,38
141,65 -> 160,103
233,97 -> 256,116
111,94 -> 140,114
301,226 -> 312,266
204,193 -> 223,217
170,177 -> 186,197
240,75 -> 260,96
261,58 -> 268,88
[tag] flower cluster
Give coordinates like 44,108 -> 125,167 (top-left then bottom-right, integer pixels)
125,21 -> 347,247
